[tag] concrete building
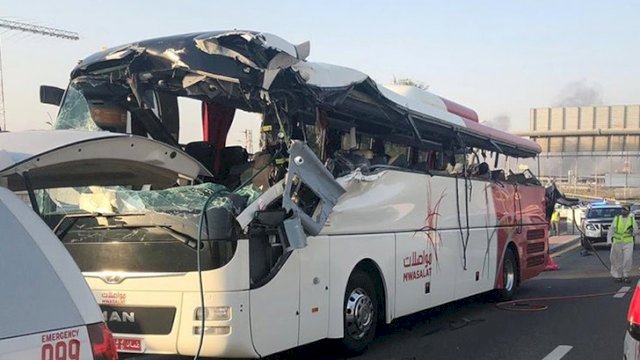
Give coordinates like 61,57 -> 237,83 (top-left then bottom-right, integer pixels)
516,104 -> 640,186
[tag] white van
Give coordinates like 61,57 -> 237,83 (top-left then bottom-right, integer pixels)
0,187 -> 118,359
0,129 -> 210,357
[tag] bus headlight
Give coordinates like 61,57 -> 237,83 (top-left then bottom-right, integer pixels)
585,224 -> 596,231
195,306 -> 231,321
193,326 -> 231,335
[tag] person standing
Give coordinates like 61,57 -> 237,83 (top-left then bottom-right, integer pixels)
550,208 -> 560,236
608,205 -> 638,283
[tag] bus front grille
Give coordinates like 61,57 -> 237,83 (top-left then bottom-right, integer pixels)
100,305 -> 176,335
526,229 -> 545,240
526,254 -> 545,268
526,242 -> 545,254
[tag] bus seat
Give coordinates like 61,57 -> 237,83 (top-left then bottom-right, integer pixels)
491,169 -> 506,181
477,162 -> 489,176
506,172 -> 527,184
241,151 -> 273,192
218,146 -> 249,189
370,151 -> 389,166
370,139 -> 389,165
389,154 -> 408,168
184,141 -> 215,173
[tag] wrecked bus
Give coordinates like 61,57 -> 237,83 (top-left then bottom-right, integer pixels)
33,31 -> 550,357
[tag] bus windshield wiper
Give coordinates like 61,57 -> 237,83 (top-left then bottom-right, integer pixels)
84,223 -> 200,249
53,212 -> 148,239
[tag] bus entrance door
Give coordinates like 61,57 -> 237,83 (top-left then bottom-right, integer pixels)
250,140 -> 344,356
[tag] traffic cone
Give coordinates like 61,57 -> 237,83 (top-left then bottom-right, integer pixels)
544,254 -> 560,271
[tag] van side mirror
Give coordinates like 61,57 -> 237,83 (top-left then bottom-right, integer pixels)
40,85 -> 65,106
202,207 -> 234,241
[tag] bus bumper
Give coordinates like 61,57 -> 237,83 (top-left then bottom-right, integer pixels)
176,290 -> 257,358
101,289 -> 258,358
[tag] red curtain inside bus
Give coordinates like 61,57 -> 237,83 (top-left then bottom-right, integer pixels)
201,102 -> 236,175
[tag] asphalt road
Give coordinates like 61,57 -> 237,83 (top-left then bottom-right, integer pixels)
266,243 -> 637,360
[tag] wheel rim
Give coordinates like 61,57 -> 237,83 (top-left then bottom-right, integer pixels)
345,288 -> 374,340
503,256 -> 515,291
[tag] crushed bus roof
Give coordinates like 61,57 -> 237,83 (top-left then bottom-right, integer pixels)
70,30 -> 540,158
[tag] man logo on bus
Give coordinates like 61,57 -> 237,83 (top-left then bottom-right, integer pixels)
104,310 -> 135,323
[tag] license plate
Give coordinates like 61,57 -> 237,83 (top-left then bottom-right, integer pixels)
114,337 -> 144,353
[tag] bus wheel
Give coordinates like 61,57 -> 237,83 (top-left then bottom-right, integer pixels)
340,271 -> 378,354
496,248 -> 518,301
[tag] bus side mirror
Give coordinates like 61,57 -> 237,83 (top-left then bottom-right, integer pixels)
202,207 -> 234,241
40,85 -> 65,106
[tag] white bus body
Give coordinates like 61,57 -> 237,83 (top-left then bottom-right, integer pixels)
20,31 -> 551,357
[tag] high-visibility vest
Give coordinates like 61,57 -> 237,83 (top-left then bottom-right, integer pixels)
551,211 -> 560,222
612,215 -> 634,244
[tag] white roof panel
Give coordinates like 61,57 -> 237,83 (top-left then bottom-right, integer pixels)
0,130 -> 211,184
0,130 -> 119,172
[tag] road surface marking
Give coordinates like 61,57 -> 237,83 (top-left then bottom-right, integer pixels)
614,286 -> 631,298
542,345 -> 572,360
551,243 -> 580,258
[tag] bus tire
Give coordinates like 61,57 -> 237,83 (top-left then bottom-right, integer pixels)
340,270 -> 378,355
496,248 -> 518,301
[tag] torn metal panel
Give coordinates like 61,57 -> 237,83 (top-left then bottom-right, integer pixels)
339,168 -> 385,183
193,34 -> 259,69
283,141 -> 345,241
294,41 -> 310,61
291,62 -> 368,88
236,179 -> 285,230
283,216 -> 307,250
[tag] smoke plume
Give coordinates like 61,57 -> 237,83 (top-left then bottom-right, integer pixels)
553,80 -> 604,107
481,114 -> 511,131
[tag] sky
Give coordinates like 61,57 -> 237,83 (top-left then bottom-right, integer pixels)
1,0 -> 639,143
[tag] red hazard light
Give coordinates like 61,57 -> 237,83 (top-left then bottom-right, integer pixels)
87,322 -> 119,360
627,281 -> 640,341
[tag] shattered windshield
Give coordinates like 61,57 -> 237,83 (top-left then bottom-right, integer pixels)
35,182 -> 262,222
38,182 -> 256,273
53,82 -> 100,131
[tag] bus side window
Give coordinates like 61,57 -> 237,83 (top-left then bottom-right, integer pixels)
385,142 -> 409,167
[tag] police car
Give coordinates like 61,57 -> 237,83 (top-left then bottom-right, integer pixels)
0,187 -> 118,359
580,203 -> 623,249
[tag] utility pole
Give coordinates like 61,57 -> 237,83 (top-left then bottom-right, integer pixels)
0,19 -> 79,131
